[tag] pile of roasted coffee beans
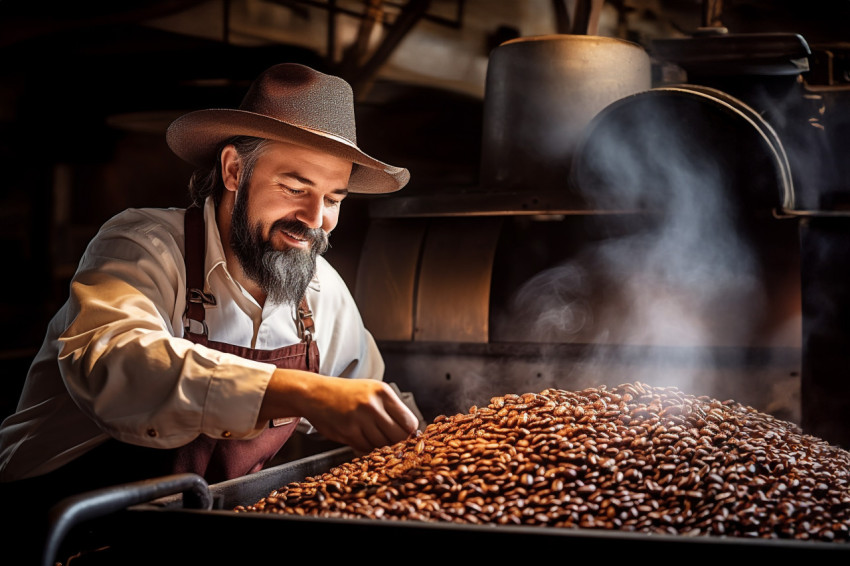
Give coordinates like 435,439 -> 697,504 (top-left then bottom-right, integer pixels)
235,382 -> 850,542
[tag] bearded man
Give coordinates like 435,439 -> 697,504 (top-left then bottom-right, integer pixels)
0,63 -> 419,561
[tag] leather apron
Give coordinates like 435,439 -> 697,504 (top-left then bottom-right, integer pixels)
175,205 -> 320,483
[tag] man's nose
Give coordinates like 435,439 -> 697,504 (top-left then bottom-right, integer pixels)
295,195 -> 324,229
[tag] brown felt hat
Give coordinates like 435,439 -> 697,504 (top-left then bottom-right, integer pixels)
166,63 -> 410,194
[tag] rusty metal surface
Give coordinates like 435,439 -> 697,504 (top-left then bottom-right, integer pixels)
356,216 -> 502,343
414,216 -> 502,342
355,218 -> 427,341
378,340 -> 802,425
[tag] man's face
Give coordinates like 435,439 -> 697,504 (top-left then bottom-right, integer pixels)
229,140 -> 352,305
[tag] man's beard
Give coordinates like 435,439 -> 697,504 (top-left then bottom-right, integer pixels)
230,189 -> 329,306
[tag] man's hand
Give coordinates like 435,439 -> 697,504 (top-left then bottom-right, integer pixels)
260,370 -> 419,453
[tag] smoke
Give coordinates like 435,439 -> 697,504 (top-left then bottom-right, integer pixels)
403,85 -> 817,423
496,90 -> 778,394
511,264 -> 593,341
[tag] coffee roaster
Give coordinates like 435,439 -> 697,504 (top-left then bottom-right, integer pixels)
41,28 -> 850,566
355,32 -> 823,435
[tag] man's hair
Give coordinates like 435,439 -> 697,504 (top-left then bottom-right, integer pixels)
187,136 -> 271,207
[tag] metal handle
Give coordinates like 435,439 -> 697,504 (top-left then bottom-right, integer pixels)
41,473 -> 211,566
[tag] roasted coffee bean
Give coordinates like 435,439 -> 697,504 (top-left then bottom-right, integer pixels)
234,382 -> 850,543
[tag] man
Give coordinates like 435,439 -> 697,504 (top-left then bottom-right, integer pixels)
0,63 -> 419,557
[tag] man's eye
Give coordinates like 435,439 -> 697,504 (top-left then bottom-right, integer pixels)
324,197 -> 341,207
281,185 -> 304,195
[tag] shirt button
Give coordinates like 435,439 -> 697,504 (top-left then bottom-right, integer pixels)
146,428 -> 157,437
222,430 -> 232,438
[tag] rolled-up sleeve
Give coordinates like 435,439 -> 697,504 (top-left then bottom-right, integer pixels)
58,213 -> 274,448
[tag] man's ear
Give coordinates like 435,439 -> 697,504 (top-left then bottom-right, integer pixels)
220,145 -> 241,193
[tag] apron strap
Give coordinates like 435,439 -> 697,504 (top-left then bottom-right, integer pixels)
183,205 -> 215,335
297,299 -> 314,342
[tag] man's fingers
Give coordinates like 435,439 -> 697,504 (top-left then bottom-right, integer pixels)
355,400 -> 415,451
382,386 -> 420,435
361,421 -> 393,451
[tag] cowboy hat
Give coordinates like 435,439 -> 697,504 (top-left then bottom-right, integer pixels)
166,63 -> 410,194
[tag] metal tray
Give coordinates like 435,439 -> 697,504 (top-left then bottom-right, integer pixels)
45,447 -> 848,565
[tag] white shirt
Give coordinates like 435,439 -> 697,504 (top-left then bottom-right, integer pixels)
0,197 -> 384,481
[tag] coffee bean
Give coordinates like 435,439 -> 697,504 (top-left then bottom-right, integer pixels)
235,382 -> 850,543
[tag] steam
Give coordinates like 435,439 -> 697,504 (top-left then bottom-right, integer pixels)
494,91 -> 779,396
402,86 -> 821,424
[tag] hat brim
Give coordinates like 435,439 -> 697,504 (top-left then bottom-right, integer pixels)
166,109 -> 409,194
